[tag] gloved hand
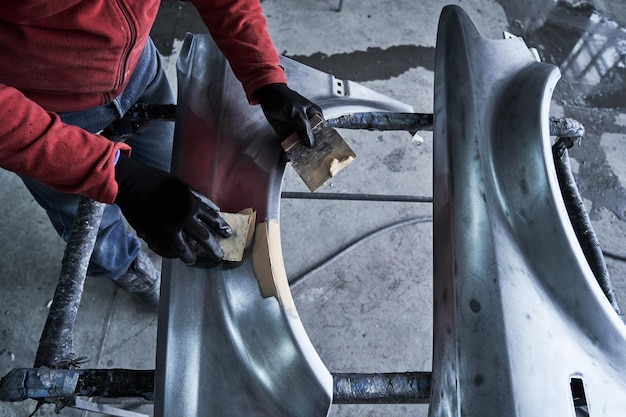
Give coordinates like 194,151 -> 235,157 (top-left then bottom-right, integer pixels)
114,153 -> 232,265
253,83 -> 323,147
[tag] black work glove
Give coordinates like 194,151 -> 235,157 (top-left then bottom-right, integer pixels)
114,153 -> 232,265
253,83 -> 323,147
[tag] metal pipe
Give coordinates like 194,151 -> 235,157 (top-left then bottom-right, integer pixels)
0,368 -> 154,401
119,109 -> 591,140
33,197 -> 105,368
2,368 -> 431,404
113,107 -> 435,136
333,372 -> 431,404
325,112 -> 433,132
281,191 -> 432,203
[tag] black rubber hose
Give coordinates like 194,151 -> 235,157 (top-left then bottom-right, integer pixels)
552,138 -> 621,316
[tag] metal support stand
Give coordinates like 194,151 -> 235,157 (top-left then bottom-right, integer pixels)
0,107 -> 437,415
1,100 -> 610,415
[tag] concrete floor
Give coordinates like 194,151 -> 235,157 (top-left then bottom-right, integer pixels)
2,0 -> 626,416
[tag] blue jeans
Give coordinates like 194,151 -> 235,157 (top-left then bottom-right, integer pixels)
20,39 -> 175,280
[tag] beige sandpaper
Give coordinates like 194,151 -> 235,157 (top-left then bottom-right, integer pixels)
281,114 -> 356,192
217,210 -> 256,262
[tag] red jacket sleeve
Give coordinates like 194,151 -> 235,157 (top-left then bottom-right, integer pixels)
190,0 -> 288,102
0,84 -> 130,204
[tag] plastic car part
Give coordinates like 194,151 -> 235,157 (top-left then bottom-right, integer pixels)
431,5 -> 626,416
154,33 -> 412,417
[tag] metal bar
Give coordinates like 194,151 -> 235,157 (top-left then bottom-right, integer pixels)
281,191 -> 432,203
120,105 -> 439,132
101,106 -> 465,147
332,372 -> 431,404
126,107 -> 434,135
1,368 -> 431,405
33,197 -> 105,368
115,106 -> 436,137
552,138 -> 621,316
71,398 -> 149,417
325,112 -> 433,132
0,368 -> 154,401
117,106 -> 438,134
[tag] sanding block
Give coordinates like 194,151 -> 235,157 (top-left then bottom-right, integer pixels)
281,114 -> 356,192
216,209 -> 256,262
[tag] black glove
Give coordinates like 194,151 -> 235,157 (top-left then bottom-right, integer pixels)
253,83 -> 323,147
114,153 -> 232,265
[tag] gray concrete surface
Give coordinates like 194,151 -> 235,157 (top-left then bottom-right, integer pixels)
2,0 -> 626,416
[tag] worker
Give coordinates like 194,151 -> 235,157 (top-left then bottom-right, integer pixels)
0,1 -> 322,309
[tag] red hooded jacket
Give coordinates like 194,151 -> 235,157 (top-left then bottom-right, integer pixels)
0,0 -> 287,204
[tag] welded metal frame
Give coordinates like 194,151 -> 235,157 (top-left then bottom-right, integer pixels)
3,5 -> 626,417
